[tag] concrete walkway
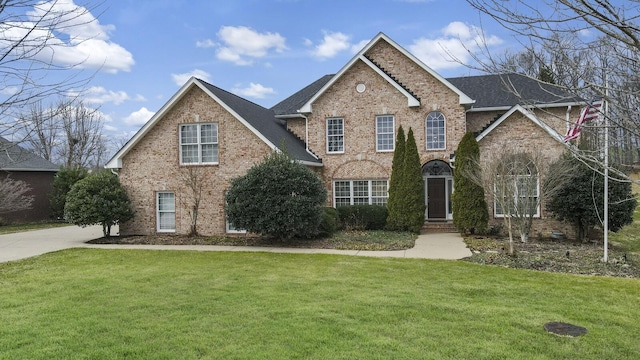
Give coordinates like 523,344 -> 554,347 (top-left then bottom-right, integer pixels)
0,225 -> 471,264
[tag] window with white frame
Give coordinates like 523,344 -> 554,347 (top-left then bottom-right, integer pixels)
376,115 -> 394,151
426,111 -> 446,149
494,175 -> 540,218
180,123 -> 218,164
333,180 -> 388,207
326,118 -> 344,153
157,192 -> 175,232
225,191 -> 246,234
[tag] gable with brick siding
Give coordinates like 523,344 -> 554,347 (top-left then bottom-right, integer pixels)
107,32 -> 584,237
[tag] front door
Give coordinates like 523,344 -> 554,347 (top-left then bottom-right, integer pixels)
427,178 -> 446,219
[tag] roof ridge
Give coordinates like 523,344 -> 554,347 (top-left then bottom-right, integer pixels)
196,78 -> 270,111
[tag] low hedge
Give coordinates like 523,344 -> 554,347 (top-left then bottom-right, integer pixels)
336,205 -> 388,230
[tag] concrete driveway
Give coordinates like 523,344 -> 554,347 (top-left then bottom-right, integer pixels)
0,225 -> 103,263
0,225 -> 471,263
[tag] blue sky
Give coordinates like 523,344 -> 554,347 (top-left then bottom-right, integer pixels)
11,0 -> 517,147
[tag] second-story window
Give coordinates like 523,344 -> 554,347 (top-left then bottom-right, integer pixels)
180,123 -> 218,165
426,111 -> 446,150
376,115 -> 394,152
326,118 -> 344,153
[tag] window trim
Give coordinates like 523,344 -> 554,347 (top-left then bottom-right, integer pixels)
179,122 -> 219,165
375,115 -> 395,152
326,117 -> 345,154
333,179 -> 389,207
426,111 -> 446,150
493,174 -> 540,218
156,191 -> 176,233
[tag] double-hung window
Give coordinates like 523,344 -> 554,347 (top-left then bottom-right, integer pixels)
180,123 -> 218,164
426,111 -> 446,150
326,118 -> 344,153
157,192 -> 175,232
333,180 -> 388,207
494,175 -> 540,218
376,115 -> 394,152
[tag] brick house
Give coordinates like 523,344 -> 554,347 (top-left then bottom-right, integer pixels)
106,32 -> 582,237
0,136 -> 59,223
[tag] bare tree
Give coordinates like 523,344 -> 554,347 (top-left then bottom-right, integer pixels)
0,1 -> 100,145
57,99 -> 106,168
465,149 -> 575,254
17,100 -> 60,162
180,166 -> 205,236
466,0 -> 640,171
17,97 -> 107,168
0,175 -> 34,214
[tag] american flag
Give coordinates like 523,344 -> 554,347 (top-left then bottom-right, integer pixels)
564,100 -> 603,142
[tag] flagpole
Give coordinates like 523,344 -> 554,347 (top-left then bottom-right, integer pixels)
603,78 -> 609,262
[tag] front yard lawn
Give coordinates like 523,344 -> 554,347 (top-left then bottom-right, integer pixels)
1,249 -> 639,359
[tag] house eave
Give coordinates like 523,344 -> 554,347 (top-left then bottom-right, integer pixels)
1,167 -> 58,172
467,101 -> 584,113
297,32 -> 473,113
475,104 -> 565,144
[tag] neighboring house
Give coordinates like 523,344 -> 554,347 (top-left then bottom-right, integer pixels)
106,32 -> 583,237
0,136 -> 59,223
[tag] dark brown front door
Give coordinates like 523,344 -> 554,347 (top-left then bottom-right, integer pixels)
427,178 -> 446,219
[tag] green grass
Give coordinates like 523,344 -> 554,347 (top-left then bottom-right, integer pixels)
610,177 -> 640,253
0,221 -> 71,235
1,249 -> 639,359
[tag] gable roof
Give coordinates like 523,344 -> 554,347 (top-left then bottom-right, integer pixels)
271,74 -> 334,117
297,32 -> 473,114
447,74 -> 582,111
0,137 -> 58,172
475,104 -> 566,143
105,78 -> 321,169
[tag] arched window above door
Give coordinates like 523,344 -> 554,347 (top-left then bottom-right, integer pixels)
422,160 -> 452,176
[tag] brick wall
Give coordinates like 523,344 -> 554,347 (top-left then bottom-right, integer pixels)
477,111 -> 575,239
305,39 -> 467,204
119,86 -> 272,236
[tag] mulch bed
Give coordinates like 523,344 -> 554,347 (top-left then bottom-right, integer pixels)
88,234 -> 355,249
462,236 -> 640,278
89,234 -> 640,278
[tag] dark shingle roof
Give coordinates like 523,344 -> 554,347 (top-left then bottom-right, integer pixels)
447,73 -> 580,109
197,80 -> 321,165
271,74 -> 334,116
0,136 -> 58,171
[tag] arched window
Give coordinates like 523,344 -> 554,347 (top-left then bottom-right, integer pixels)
494,154 -> 540,217
426,111 -> 446,150
422,160 -> 452,176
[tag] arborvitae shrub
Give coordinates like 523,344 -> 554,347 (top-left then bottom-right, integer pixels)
452,132 -> 488,234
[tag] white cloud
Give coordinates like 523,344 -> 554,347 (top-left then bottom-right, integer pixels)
312,31 -> 350,59
351,39 -> 370,54
123,107 -> 155,126
0,0 -> 134,73
232,83 -> 276,99
215,26 -> 286,66
104,124 -> 118,132
171,69 -> 212,86
408,21 -> 502,70
196,39 -> 216,48
74,86 -> 130,105
0,86 -> 18,96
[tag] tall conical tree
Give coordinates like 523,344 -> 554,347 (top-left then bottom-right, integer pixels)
385,126 -> 406,230
452,132 -> 488,234
402,128 -> 426,233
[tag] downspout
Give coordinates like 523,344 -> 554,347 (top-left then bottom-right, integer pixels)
300,113 -> 319,159
110,168 -> 119,176
565,105 -> 572,135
